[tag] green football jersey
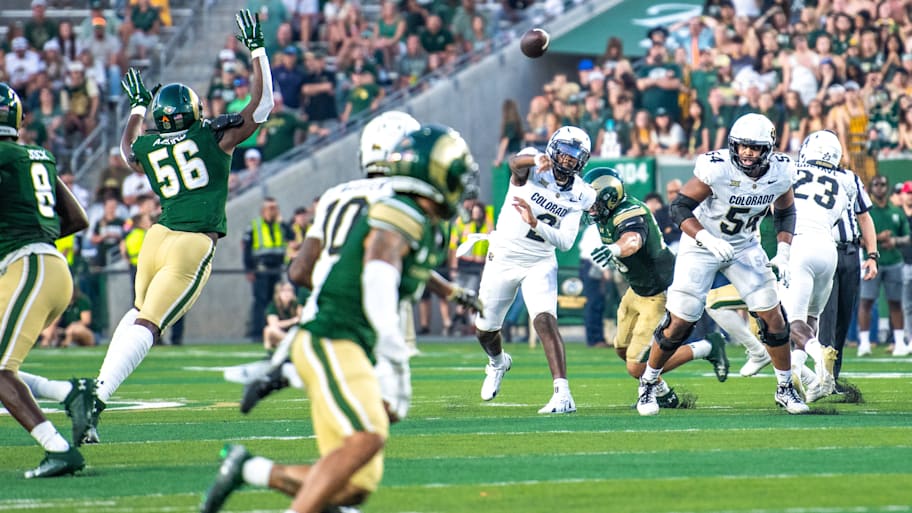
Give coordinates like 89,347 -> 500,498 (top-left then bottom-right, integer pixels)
303,195 -> 448,361
0,141 -> 61,260
132,120 -> 232,236
595,197 -> 675,297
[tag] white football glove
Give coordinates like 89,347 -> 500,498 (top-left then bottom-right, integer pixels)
375,355 -> 411,423
767,241 -> 791,288
695,229 -> 735,262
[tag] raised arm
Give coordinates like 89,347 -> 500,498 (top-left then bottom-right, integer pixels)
119,67 -> 156,173
218,9 -> 275,151
55,180 -> 89,237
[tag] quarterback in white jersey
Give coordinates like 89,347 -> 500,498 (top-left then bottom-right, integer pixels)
475,126 -> 596,415
784,131 -> 858,401
636,113 -> 809,415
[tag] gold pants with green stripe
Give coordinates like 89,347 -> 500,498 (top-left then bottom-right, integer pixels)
134,224 -> 215,330
291,330 -> 389,493
0,253 -> 71,371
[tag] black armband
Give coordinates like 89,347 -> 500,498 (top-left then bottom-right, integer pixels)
773,203 -> 797,235
669,193 -> 700,226
617,216 -> 648,244
210,113 -> 244,142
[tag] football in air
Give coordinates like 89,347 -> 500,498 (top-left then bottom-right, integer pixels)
521,28 -> 550,58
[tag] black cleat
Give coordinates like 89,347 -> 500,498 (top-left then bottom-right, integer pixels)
656,387 -> 680,408
24,447 -> 85,478
706,333 -> 730,382
83,396 -> 107,444
239,366 -> 289,414
61,378 -> 96,446
200,444 -> 251,513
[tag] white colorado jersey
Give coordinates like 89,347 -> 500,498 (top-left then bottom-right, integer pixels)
692,149 -> 794,250
791,162 -> 858,240
302,177 -> 393,321
489,147 -> 595,264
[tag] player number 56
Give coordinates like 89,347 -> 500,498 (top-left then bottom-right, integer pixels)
147,140 -> 210,198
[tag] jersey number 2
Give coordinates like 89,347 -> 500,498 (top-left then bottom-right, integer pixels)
147,140 -> 210,198
525,213 -> 557,242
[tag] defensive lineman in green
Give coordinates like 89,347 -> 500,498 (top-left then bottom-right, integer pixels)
0,82 -> 92,477
583,167 -> 726,415
74,9 -> 274,443
200,125 -> 478,513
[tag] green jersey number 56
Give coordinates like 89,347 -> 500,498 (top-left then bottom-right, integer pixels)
147,139 -> 209,198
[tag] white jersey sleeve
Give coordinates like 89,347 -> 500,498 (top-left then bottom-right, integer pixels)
489,162 -> 595,264
691,149 -> 794,250
792,162 -> 855,239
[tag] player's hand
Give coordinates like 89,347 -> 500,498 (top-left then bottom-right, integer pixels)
766,242 -> 791,288
861,258 -> 878,281
375,356 -> 411,423
121,68 -> 159,109
448,286 -> 484,318
590,244 -> 628,272
694,229 -> 734,262
534,153 -> 551,172
512,196 -> 536,227
235,9 -> 265,51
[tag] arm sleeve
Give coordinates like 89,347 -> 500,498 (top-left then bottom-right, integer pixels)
616,216 -> 649,243
362,259 -> 408,364
854,175 -> 872,214
532,209 -> 583,252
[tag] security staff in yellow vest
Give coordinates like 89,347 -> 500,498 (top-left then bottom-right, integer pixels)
242,197 -> 294,342
448,200 -> 494,334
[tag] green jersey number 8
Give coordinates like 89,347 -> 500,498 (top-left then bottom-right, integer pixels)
30,163 -> 56,218
147,140 -> 209,198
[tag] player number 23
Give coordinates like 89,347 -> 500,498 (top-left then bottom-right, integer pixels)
147,140 -> 210,198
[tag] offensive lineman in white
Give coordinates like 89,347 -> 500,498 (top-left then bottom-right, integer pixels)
637,113 -> 809,415
784,130 -> 875,402
475,126 -> 596,414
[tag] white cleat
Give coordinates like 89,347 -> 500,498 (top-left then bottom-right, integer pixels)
636,380 -> 659,416
537,393 -> 576,414
893,340 -> 910,357
480,352 -> 511,401
804,382 -> 830,403
857,342 -> 872,357
775,383 -> 809,414
740,351 -> 772,377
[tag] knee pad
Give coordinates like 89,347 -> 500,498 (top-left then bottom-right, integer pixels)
751,307 -> 790,347
653,312 -> 695,352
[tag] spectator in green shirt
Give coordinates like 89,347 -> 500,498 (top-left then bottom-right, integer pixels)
339,70 -> 383,124
127,0 -> 161,60
24,0 -> 58,51
857,175 -> 912,356
635,43 -> 682,121
257,93 -> 309,161
40,290 -> 95,348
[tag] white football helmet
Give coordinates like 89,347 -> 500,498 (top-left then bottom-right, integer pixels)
728,113 -> 776,177
546,126 -> 591,184
799,130 -> 842,169
359,110 -> 421,176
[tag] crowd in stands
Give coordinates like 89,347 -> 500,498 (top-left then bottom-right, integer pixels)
500,0 -> 912,174
1,0 -> 173,168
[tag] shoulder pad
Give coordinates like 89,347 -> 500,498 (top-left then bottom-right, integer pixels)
368,196 -> 427,248
614,204 -> 649,225
210,114 -> 244,142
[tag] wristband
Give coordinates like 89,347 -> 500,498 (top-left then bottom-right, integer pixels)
251,47 -> 266,58
130,106 -> 147,117
867,251 -> 880,261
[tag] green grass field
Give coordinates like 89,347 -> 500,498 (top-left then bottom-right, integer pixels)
2,341 -> 911,513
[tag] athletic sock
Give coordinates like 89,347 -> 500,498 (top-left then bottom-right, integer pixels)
893,329 -> 906,347
656,380 -> 670,395
805,338 -> 823,364
791,349 -> 808,368
18,371 -> 72,402
553,378 -> 569,396
489,351 -> 505,368
31,421 -> 70,452
774,367 -> 792,386
687,339 -> 711,359
859,331 -> 870,347
281,362 -> 303,389
242,456 -> 273,487
708,307 -> 765,356
96,323 -> 154,402
641,364 -> 662,384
